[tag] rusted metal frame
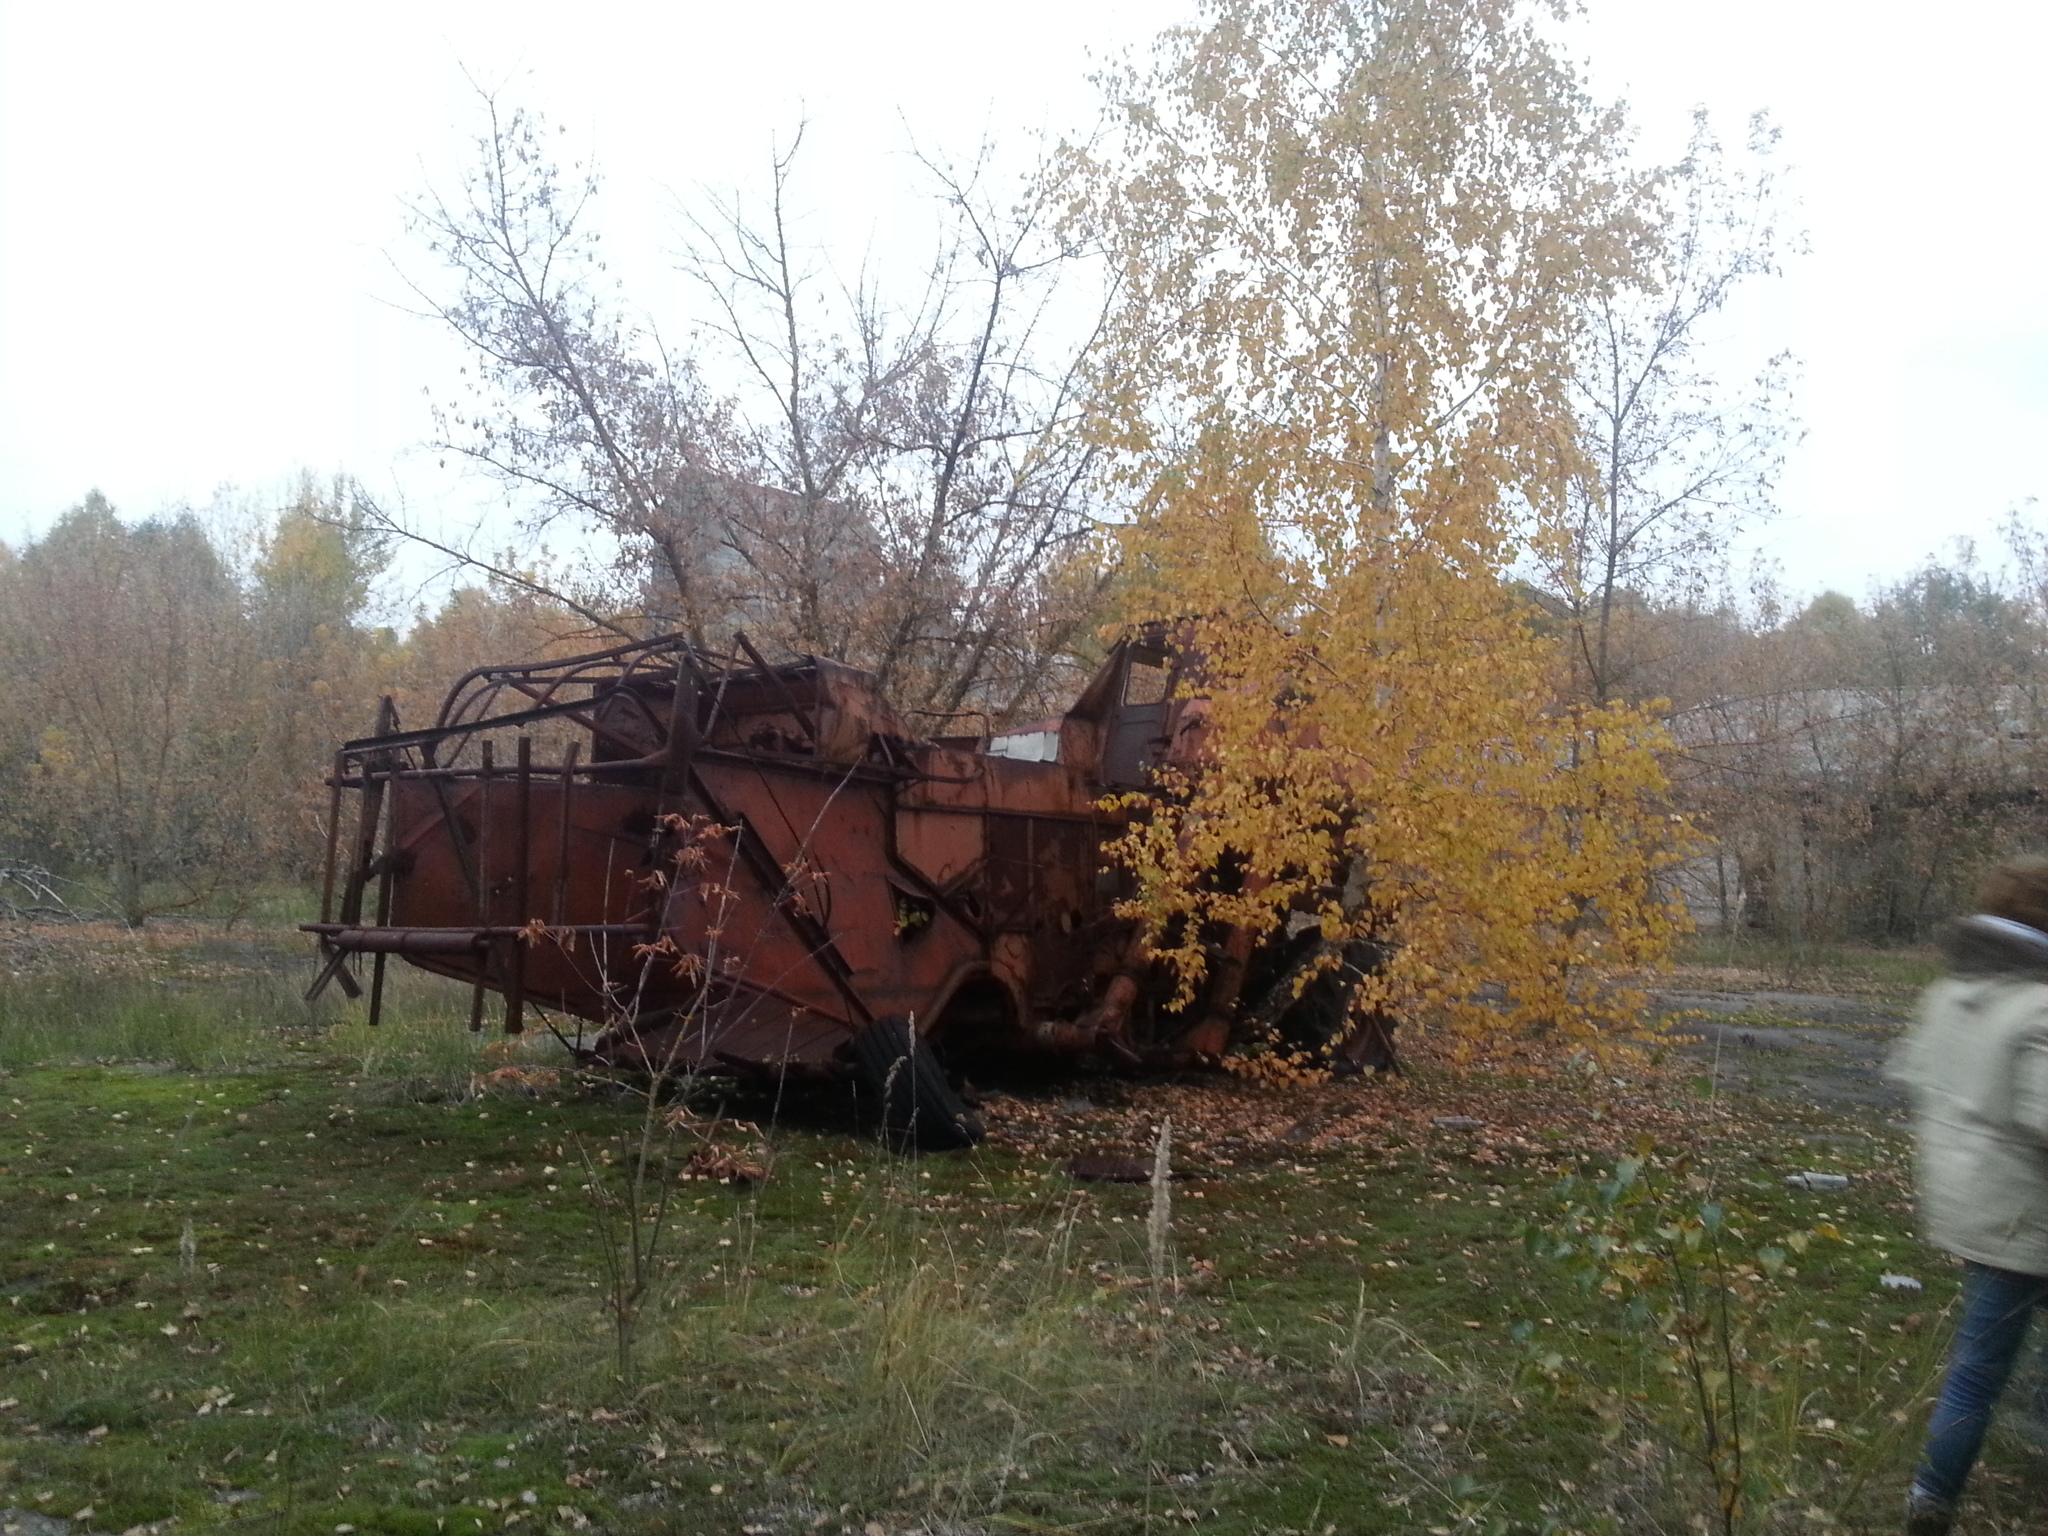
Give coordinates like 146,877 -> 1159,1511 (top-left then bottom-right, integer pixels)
619,653 -> 713,1079
312,747 -> 351,999
433,636 -> 734,739
629,974 -> 849,1072
430,636 -> 749,759
597,678 -> 674,752
304,937 -> 362,1005
479,671 -> 577,715
570,654 -> 710,1072
343,692 -> 651,763
422,772 -> 484,919
737,745 -> 834,917
438,679 -> 510,750
336,699 -> 398,926
733,631 -> 820,746
552,741 -> 581,925
338,762 -> 588,785
654,650 -> 704,813
366,813 -> 398,1027
317,749 -> 346,926
310,739 -> 383,1003
469,741 -> 495,1033
736,735 -> 897,962
310,700 -> 400,1003
342,735 -> 906,793
694,780 -> 874,1030
366,702 -> 407,1024
493,671 -> 670,755
712,975 -> 858,1033
690,743 -> 904,787
430,631 -> 698,730
505,735 -> 533,1035
403,730 -> 492,991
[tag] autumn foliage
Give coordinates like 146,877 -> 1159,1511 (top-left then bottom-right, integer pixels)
1080,0 -> 1697,1053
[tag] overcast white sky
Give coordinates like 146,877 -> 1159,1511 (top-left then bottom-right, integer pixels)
2,0 -> 2042,602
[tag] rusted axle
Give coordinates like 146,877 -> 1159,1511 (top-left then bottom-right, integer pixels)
305,922 -> 653,954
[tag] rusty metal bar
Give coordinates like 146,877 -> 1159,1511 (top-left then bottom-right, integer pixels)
337,698 -> 397,927
552,741 -> 580,926
470,740 -> 493,1033
313,699 -> 396,1003
326,743 -> 903,789
333,929 -> 489,956
657,651 -> 702,812
507,735 -> 532,1035
734,630 -> 819,746
317,749 -> 345,926
430,630 -> 699,731
687,779 -> 873,1029
366,769 -> 397,1029
304,943 -> 359,1004
310,746 -> 353,1006
345,692 -> 648,760
304,922 -> 653,940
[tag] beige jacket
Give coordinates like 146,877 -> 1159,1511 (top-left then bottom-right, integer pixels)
1888,915 -> 2048,1276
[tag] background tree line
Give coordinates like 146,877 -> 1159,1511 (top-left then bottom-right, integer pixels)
0,481 -> 584,925
1639,522 -> 2048,946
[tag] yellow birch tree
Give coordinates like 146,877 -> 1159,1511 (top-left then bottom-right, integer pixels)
1082,0 -> 1695,1055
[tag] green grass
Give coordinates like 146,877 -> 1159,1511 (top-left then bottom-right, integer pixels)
1,928 -> 2043,1534
1674,932 -> 1944,1001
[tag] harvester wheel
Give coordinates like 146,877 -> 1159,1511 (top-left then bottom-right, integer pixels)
851,1015 -> 985,1150
1244,936 -> 1400,1073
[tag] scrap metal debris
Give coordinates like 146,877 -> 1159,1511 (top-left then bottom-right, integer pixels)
1064,1153 -> 1161,1183
1785,1172 -> 1852,1190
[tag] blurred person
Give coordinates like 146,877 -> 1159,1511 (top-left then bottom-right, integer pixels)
1889,854 -> 2048,1534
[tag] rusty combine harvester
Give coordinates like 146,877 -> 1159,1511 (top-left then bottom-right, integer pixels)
304,632 -> 1389,1147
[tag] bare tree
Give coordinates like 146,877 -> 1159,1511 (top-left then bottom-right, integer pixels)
1676,545 -> 2048,945
400,95 -> 742,646
401,95 -> 1112,723
678,134 -> 1111,719
1538,113 -> 1798,706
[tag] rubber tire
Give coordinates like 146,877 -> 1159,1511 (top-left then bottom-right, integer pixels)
1258,939 -> 1400,1072
851,1015 -> 985,1150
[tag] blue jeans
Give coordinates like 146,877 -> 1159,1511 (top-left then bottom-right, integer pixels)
1914,1260 -> 2048,1506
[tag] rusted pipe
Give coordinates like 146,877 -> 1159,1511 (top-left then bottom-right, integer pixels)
325,929 -> 489,955
305,923 -> 650,943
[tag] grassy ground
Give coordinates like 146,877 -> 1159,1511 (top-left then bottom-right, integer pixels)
1,923 -> 2042,1535
1669,933 -> 1945,1007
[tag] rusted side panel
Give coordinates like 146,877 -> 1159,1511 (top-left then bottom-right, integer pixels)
383,777 -> 661,1017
